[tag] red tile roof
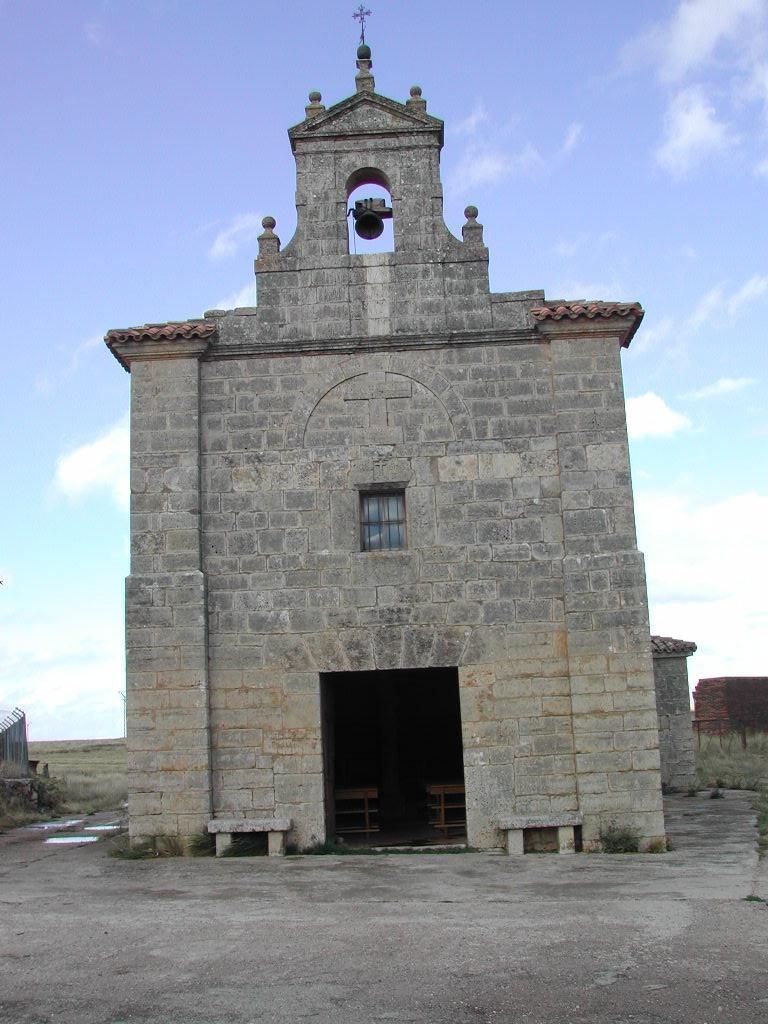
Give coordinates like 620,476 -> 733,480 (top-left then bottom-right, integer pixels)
105,320 -> 216,345
531,302 -> 644,347
105,320 -> 217,369
651,635 -> 697,656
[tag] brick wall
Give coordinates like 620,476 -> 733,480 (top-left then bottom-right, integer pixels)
694,678 -> 768,735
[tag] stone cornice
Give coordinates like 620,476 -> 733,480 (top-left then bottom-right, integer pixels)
105,321 -> 216,372
288,90 -> 443,151
205,325 -> 539,360
105,306 -> 647,369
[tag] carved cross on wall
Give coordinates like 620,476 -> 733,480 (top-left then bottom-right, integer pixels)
343,371 -> 411,428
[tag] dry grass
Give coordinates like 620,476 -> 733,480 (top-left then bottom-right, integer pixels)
28,738 -> 127,814
0,786 -> 43,831
695,732 -> 768,791
696,731 -> 768,853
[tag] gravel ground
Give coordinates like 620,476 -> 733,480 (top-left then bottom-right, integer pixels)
0,792 -> 766,1024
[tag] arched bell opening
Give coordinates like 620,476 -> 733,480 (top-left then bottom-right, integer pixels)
346,167 -> 394,255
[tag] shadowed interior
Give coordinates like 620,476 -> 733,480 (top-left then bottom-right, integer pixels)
321,667 -> 465,844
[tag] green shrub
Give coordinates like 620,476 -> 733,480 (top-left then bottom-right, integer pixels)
188,831 -> 216,857
32,776 -> 65,811
599,820 -> 640,853
108,833 -> 185,859
646,837 -> 668,854
297,838 -> 374,855
221,834 -> 268,857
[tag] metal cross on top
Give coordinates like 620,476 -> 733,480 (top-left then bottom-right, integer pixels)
353,5 -> 372,45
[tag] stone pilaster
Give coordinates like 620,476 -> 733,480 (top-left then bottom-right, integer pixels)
109,327 -> 213,839
539,311 -> 665,848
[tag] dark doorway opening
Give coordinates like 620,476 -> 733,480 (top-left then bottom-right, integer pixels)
320,667 -> 466,846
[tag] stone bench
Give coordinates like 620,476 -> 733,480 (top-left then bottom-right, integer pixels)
207,818 -> 292,857
496,813 -> 583,855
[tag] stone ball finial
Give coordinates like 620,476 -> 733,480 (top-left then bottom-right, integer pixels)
308,90 -> 322,103
410,85 -> 422,97
357,42 -> 371,59
262,216 -> 276,232
464,205 -> 479,220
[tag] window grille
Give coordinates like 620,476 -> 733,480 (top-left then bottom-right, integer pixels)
360,491 -> 406,551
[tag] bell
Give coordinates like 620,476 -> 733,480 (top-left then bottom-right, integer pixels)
352,197 -> 393,240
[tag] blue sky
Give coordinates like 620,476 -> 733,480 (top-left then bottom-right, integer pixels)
1,0 -> 766,740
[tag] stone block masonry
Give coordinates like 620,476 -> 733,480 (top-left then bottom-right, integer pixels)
107,42 -> 665,851
651,636 -> 697,791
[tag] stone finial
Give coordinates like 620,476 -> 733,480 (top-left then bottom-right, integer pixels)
258,216 -> 280,258
355,43 -> 375,93
406,84 -> 427,113
462,205 -> 484,247
305,90 -> 325,119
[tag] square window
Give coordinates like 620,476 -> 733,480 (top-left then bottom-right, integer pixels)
360,491 -> 406,551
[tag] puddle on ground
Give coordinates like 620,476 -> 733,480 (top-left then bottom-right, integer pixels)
29,819 -> 84,830
84,824 -> 122,832
44,835 -> 99,845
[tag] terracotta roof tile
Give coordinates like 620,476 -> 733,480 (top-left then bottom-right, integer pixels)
651,635 -> 697,656
530,301 -> 643,322
531,301 -> 644,347
105,320 -> 217,345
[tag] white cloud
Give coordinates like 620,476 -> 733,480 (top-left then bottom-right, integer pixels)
631,315 -> 675,355
727,272 -> 768,313
633,272 -> 768,363
553,238 -> 581,258
755,156 -> 768,175
686,283 -> 725,331
0,611 -> 125,740
623,3 -> 768,177
453,101 -> 488,135
36,332 -> 104,395
213,282 -> 256,310
637,489 -> 768,682
623,0 -> 766,83
448,142 -> 544,190
681,376 -> 756,400
626,393 -> 692,440
559,121 -> 583,156
209,212 -> 263,261
659,0 -> 764,82
54,417 -> 129,508
685,273 -> 768,331
547,276 -> 627,303
552,231 -> 615,260
656,86 -> 737,176
84,21 -> 109,48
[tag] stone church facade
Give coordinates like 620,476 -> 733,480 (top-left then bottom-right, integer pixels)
107,46 -> 665,851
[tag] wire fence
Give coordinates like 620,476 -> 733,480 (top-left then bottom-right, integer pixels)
0,708 -> 29,775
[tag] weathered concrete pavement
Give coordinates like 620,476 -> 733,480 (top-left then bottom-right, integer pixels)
0,792 -> 766,1024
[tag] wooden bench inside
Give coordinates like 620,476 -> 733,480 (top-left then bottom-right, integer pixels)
496,813 -> 582,855
207,818 -> 292,857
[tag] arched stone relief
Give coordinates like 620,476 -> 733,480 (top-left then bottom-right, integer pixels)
292,355 -> 474,448
303,371 -> 458,447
